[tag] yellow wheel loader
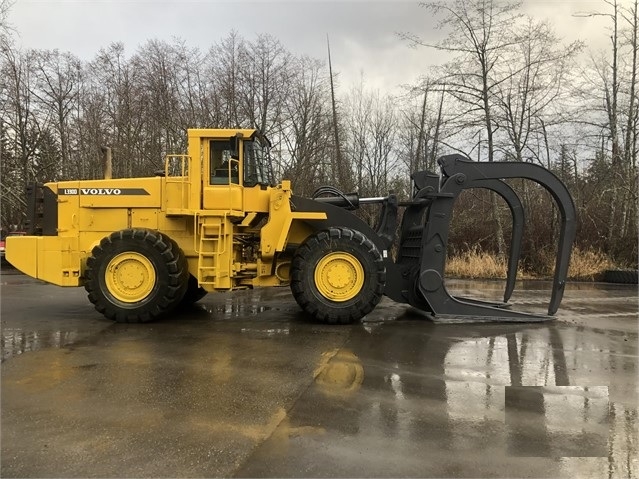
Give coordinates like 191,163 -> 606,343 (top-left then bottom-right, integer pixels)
6,129 -> 576,324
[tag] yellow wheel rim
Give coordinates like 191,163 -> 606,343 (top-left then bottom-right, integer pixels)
314,252 -> 364,302
105,252 -> 156,303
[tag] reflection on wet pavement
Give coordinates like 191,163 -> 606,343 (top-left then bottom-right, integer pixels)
1,272 -> 637,477
505,386 -> 609,457
2,328 -> 80,361
237,319 -> 637,478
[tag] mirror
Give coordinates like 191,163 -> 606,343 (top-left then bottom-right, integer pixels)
229,132 -> 243,159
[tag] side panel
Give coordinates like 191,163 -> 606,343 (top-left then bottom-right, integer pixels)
203,186 -> 243,212
78,208 -> 129,233
55,181 -> 79,235
131,209 -> 159,231
157,216 -> 195,258
243,185 -> 270,213
40,236 -> 82,286
73,178 -> 162,208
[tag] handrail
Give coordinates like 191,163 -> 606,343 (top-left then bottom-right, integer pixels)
164,154 -> 191,211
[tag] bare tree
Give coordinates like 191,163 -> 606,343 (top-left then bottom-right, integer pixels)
134,40 -> 184,164
401,0 -> 523,162
0,42 -> 52,227
575,0 -> 638,261
243,34 -> 290,135
495,18 -> 582,163
327,35 -> 351,191
278,55 -> 333,194
32,49 -> 82,178
345,79 -> 399,197
0,0 -> 14,40
87,43 -> 145,178
208,31 -> 243,127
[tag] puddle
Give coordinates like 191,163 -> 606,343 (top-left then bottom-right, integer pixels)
1,328 -> 81,362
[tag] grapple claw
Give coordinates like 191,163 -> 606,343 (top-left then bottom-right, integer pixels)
384,154 -> 576,322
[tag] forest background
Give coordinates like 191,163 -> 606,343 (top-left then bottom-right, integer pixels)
1,0 -> 637,278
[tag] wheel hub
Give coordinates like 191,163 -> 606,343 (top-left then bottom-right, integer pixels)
314,252 -> 364,302
105,252 -> 156,303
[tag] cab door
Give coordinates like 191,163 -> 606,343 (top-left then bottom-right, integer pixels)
202,139 -> 244,213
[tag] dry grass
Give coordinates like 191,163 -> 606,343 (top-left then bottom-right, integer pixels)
445,247 -> 620,281
566,247 -> 618,281
445,248 -> 532,280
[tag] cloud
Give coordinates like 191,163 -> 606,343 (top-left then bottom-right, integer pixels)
9,1 -> 613,93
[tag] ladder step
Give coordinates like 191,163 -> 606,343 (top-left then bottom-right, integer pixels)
197,218 -> 230,289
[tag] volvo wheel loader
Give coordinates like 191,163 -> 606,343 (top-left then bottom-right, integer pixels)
5,128 -> 576,324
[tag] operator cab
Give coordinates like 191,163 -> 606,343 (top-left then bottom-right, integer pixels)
164,128 -> 277,215
187,129 -> 275,214
208,132 -> 274,188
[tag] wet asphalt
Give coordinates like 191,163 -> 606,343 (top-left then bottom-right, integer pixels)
1,266 -> 637,478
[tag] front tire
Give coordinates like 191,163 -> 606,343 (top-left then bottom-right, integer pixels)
85,229 -> 188,323
290,227 -> 386,324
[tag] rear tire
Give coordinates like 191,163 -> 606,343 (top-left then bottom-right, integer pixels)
290,227 -> 386,324
179,274 -> 208,306
85,229 -> 188,322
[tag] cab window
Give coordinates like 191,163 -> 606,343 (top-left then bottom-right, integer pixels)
210,140 -> 238,185
244,139 -> 274,187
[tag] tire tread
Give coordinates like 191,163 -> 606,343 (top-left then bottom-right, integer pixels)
84,228 -> 188,323
290,226 -> 385,324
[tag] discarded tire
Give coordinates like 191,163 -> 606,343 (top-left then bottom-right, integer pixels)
602,269 -> 638,284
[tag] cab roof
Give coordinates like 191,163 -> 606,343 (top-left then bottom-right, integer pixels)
187,128 -> 259,140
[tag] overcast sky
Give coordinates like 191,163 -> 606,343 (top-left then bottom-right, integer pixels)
8,1 -> 612,93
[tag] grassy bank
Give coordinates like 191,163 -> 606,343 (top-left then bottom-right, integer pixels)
445,247 -> 626,281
